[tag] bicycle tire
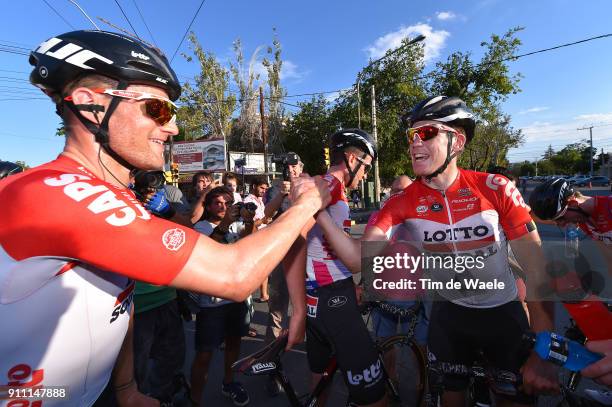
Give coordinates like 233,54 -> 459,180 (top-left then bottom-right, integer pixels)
378,334 -> 428,407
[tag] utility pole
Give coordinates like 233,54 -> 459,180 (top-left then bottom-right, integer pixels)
578,125 -> 594,177
371,85 -> 380,206
259,87 -> 268,174
535,159 -> 538,177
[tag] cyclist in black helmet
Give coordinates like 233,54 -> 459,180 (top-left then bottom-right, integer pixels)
283,129 -> 387,406
0,30 -> 330,407
530,178 -> 612,387
0,161 -> 23,179
315,96 -> 559,405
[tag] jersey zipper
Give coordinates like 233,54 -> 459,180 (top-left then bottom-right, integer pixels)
441,190 -> 458,254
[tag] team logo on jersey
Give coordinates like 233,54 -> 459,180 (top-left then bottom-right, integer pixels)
451,197 -> 478,204
485,174 -> 527,208
44,172 -> 150,226
162,228 -> 186,251
458,188 -> 472,197
423,225 -> 490,242
431,203 -> 443,212
416,205 -> 428,214
306,295 -> 318,318
110,283 -> 134,323
328,296 -> 347,308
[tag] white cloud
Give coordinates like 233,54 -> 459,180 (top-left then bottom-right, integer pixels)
364,23 -> 450,63
518,106 -> 549,115
506,113 -> 612,161
436,11 -> 456,21
253,60 -> 306,82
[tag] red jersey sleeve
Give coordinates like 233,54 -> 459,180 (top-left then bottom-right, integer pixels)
368,191 -> 409,235
0,165 -> 200,285
482,173 -> 534,240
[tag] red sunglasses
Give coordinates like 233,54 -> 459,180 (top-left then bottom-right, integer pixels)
407,124 -> 458,144
65,88 -> 177,126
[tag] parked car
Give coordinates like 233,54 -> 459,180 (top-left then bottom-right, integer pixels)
574,176 -> 610,187
568,175 -> 589,184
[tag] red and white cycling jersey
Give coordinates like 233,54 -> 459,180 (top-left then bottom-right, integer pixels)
0,155 -> 199,406
306,174 -> 353,290
369,169 -> 534,308
578,195 -> 612,245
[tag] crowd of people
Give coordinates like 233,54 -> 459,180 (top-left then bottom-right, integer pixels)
0,28 -> 610,407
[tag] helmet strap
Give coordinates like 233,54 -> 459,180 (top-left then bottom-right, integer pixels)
343,152 -> 366,188
425,132 -> 457,182
64,81 -> 136,171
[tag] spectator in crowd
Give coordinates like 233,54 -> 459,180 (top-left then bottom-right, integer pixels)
263,153 -> 304,396
131,175 -> 190,406
189,186 -> 257,407
223,172 -> 243,204
244,176 -> 272,302
190,171 -> 217,224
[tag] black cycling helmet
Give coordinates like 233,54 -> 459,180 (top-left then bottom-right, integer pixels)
329,128 -> 377,186
529,178 -> 575,220
29,30 -> 180,100
403,96 -> 476,182
0,161 -> 23,179
329,128 -> 377,161
403,95 -> 476,141
29,30 -> 180,171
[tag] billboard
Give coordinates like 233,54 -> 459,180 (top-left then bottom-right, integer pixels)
170,139 -> 226,172
229,152 -> 272,174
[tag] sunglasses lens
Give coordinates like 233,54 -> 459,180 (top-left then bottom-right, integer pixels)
145,99 -> 176,125
408,126 -> 440,143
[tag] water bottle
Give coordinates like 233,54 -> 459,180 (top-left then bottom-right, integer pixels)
564,224 -> 580,259
527,331 -> 603,372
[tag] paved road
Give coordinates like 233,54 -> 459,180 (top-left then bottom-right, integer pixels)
180,184 -> 610,406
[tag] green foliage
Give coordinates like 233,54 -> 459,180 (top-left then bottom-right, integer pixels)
178,32 -> 236,141
262,28 -> 288,154
430,27 -> 525,171
284,96 -> 337,175
228,39 -> 262,152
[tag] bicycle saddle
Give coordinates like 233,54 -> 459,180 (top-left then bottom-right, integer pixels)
232,331 -> 289,376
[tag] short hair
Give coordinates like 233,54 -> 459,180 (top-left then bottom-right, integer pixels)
192,171 -> 213,187
203,186 -> 233,214
331,146 -> 366,166
59,74 -> 119,123
222,172 -> 239,184
250,176 -> 268,188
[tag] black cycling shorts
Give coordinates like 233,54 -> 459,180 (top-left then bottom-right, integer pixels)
306,278 -> 386,405
427,299 -> 536,404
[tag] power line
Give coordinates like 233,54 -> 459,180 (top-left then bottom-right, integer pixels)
41,0 -> 76,30
171,0 -> 207,63
0,76 -> 30,82
113,0 -> 140,39
0,47 -> 29,56
131,0 -> 158,47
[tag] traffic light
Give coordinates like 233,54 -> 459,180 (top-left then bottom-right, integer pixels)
170,162 -> 180,185
324,147 -> 330,168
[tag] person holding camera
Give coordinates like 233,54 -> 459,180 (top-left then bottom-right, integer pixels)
189,186 -> 256,407
189,170 -> 221,224
223,172 -> 243,204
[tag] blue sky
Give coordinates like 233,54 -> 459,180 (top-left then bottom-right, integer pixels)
2,0 -> 612,167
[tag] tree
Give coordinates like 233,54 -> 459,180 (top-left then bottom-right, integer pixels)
543,144 -> 555,160
331,36 -> 428,181
178,32 -> 236,141
284,96 -> 336,175
229,39 -> 262,152
262,28 -> 287,154
429,27 -> 525,171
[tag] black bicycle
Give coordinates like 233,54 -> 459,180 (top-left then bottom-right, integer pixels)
232,312 -> 427,406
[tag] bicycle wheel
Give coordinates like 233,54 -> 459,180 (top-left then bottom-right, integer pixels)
378,335 -> 428,407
